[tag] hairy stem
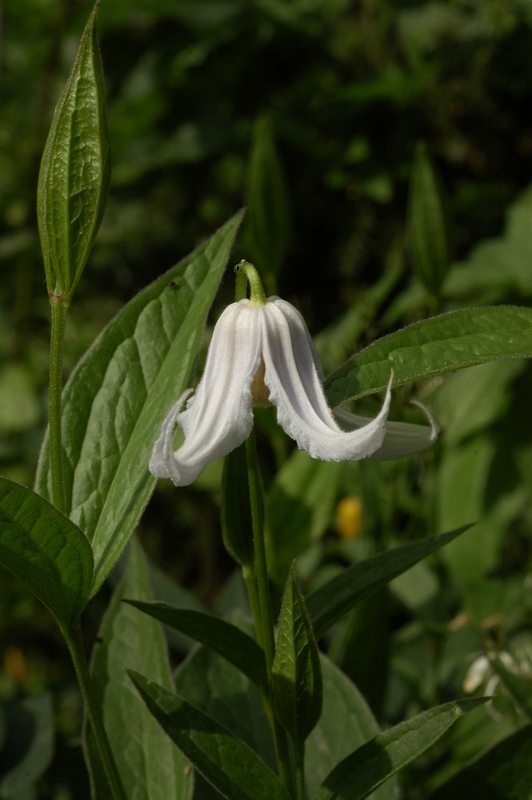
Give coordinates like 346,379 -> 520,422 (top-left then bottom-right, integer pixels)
245,429 -> 295,795
49,295 -> 68,513
62,626 -> 128,800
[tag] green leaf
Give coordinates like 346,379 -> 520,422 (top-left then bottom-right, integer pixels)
307,526 -> 471,639
306,656 -> 399,800
129,671 -> 292,800
267,451 -> 344,585
244,116 -> 290,293
0,694 -> 54,800
85,539 -> 192,800
490,657 -> 532,721
221,442 -> 255,568
0,478 -> 93,627
35,212 -> 243,596
37,2 -> 110,300
407,142 -> 451,297
324,305 -> 532,407
313,698 -> 488,800
124,602 -> 269,695
428,726 -> 532,800
174,637 -> 276,776
272,564 -> 323,747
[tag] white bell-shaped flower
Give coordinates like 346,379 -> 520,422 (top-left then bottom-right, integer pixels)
150,278 -> 437,487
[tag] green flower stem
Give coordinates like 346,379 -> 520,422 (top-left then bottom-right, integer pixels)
49,295 -> 68,513
62,625 -> 128,800
245,429 -> 294,795
235,260 -> 267,305
295,744 -> 307,800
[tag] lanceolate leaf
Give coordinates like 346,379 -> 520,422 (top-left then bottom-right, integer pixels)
35,212 -> 243,596
37,2 -> 110,299
124,601 -> 269,695
85,540 -> 192,800
272,564 -> 323,747
307,527 -> 471,639
129,671 -> 292,800
313,698 -> 488,800
0,478 -> 93,627
324,306 -> 532,407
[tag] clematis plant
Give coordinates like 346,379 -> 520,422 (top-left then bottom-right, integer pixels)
150,261 -> 438,487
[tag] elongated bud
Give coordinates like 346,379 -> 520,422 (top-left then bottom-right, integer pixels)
38,1 -> 110,303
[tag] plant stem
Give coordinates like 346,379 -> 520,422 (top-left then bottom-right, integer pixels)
245,429 -> 295,795
295,744 -> 307,800
63,625 -> 128,800
49,295 -> 68,513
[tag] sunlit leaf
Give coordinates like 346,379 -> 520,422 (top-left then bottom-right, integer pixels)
37,2 -> 110,299
324,306 -> 532,406
35,212 -> 243,596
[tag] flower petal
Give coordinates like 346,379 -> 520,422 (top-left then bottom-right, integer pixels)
261,299 -> 392,461
150,300 -> 262,486
333,400 -> 439,461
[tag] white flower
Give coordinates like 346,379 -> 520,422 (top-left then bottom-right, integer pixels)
150,295 -> 438,487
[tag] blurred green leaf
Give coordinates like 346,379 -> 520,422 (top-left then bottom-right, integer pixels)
0,365 -> 40,433
35,212 -> 243,597
129,670 -> 292,800
272,564 -> 323,747
0,478 -> 93,626
313,698 -> 488,800
267,451 -> 344,584
85,539 -> 192,800
307,527 -> 471,639
124,602 -> 269,695
306,656 -> 400,800
445,185 -> 532,299
407,142 -> 451,297
428,726 -> 532,800
490,658 -> 532,721
324,306 -> 532,406
37,2 -> 110,300
221,442 -> 256,568
0,695 -> 54,800
244,116 -> 290,293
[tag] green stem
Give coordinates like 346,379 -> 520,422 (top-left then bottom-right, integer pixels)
49,295 -> 68,513
245,429 -> 294,795
63,625 -> 128,800
295,744 -> 307,800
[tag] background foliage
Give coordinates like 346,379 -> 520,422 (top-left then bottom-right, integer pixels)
1,0 -> 532,797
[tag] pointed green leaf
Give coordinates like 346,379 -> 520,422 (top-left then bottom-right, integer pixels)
124,602 -> 268,695
37,2 -> 110,300
221,442 -> 255,568
428,726 -> 532,800
324,306 -> 532,407
35,212 -> 244,596
129,671 -> 292,800
272,564 -> 322,747
490,657 -> 532,721
306,657 -> 399,800
85,540 -> 192,800
307,527 -> 471,639
313,698 -> 488,800
0,478 -> 93,626
407,142 -> 451,297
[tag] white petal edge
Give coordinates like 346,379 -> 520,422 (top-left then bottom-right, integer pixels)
149,300 -> 262,487
333,399 -> 439,461
261,299 -> 393,461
